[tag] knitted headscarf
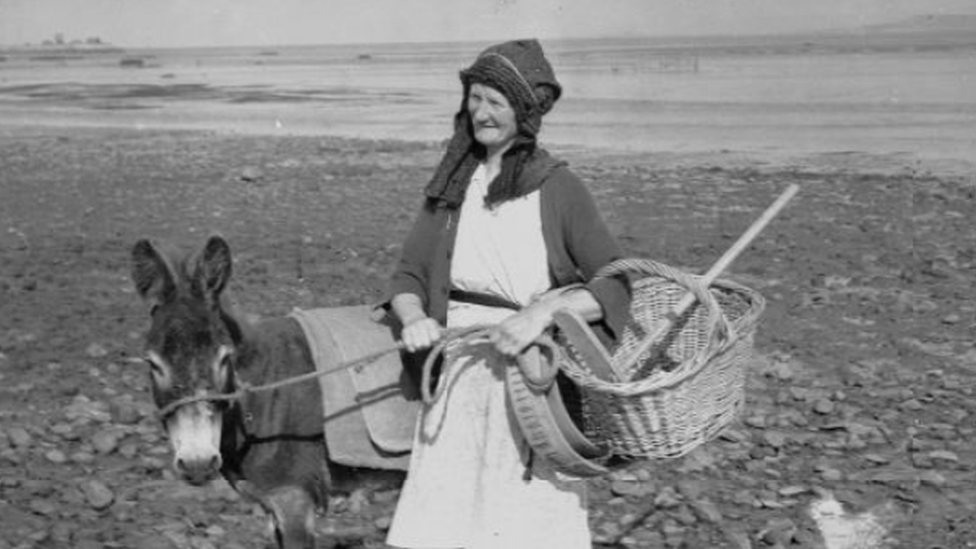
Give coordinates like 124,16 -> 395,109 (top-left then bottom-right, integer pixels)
424,39 -> 563,208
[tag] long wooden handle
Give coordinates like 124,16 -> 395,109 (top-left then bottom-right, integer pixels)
613,184 -> 800,379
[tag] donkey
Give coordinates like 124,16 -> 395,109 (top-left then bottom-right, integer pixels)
130,235 -> 408,549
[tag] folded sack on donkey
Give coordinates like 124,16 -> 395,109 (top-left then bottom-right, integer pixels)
130,235 -> 420,549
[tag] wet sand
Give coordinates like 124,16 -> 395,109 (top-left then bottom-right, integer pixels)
2,36 -> 975,178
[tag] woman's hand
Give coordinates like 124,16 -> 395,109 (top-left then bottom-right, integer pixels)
400,317 -> 443,353
489,305 -> 552,357
490,286 -> 605,358
391,292 -> 443,352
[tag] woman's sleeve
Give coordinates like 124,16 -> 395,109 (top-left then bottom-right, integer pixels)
383,200 -> 437,312
559,172 -> 632,339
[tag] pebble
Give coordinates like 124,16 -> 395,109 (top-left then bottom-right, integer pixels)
815,466 -> 844,482
86,343 -> 109,358
80,479 -> 115,510
744,414 -> 767,429
691,499 -> 724,523
610,480 -> 647,498
119,442 -> 139,459
758,517 -> 798,545
49,522 -> 74,545
778,485 -> 808,497
6,426 -> 33,448
772,361 -> 794,381
929,450 -> 959,463
676,479 -> 707,500
71,451 -> 96,465
901,398 -> 924,411
863,453 -> 890,464
813,398 -> 835,415
919,470 -> 947,487
762,431 -> 788,449
111,399 -> 143,425
239,166 -> 264,182
29,498 -> 58,516
672,504 -> 698,525
653,485 -> 681,509
63,395 -> 112,423
92,429 -> 122,454
45,449 -> 68,463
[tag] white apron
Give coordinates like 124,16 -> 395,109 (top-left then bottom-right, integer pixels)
387,164 -> 590,549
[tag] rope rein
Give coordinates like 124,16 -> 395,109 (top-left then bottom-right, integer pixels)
156,323 -> 556,420
156,341 -> 406,420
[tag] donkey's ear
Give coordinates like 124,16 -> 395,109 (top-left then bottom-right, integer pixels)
131,239 -> 177,303
197,235 -> 232,297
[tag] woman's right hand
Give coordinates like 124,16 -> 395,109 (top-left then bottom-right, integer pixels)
400,317 -> 443,352
391,292 -> 443,352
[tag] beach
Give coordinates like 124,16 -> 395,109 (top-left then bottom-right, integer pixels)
1,32 -> 976,548
2,33 -> 975,175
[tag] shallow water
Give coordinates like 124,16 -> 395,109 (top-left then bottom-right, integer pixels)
2,36 -> 975,173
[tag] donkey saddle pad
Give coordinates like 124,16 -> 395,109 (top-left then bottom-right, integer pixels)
291,306 -> 418,471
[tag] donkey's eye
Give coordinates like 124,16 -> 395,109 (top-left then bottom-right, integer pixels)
145,358 -> 164,377
213,346 -> 234,386
144,353 -> 171,387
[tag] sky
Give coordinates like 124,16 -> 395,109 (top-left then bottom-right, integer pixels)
1,0 -> 975,48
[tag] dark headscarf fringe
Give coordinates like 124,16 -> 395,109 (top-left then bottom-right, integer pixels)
423,39 -> 563,210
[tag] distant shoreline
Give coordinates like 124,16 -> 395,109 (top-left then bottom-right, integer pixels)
113,28 -> 976,57
0,44 -> 123,56
4,16 -> 975,57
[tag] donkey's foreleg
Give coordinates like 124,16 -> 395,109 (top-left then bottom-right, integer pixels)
235,481 -> 320,549
265,485 -> 320,549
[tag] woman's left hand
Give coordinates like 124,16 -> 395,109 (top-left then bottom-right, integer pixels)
489,305 -> 552,357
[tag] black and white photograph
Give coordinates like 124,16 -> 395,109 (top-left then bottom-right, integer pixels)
1,1 -> 974,548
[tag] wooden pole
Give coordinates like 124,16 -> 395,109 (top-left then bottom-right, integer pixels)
612,184 -> 800,380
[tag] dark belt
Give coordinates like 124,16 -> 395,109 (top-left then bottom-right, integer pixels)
449,289 -> 522,311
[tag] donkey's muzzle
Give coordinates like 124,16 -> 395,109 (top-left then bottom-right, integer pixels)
176,454 -> 222,485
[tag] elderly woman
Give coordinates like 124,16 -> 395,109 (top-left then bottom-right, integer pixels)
384,39 -> 630,549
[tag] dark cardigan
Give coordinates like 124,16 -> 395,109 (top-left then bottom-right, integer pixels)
387,159 -> 631,347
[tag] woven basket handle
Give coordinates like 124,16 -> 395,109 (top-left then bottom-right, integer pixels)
600,184 -> 799,380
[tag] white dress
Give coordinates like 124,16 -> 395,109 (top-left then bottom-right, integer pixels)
386,164 -> 591,549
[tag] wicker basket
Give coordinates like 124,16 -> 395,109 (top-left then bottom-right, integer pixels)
558,258 -> 766,460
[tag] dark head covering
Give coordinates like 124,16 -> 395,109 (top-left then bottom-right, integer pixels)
424,39 -> 564,208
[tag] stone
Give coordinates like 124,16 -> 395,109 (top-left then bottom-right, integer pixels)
758,517 -> 797,545
111,400 -> 143,425
63,396 -> 112,423
919,470 -> 946,487
929,450 -> 959,463
71,451 -> 96,465
92,429 -> 122,455
763,431 -> 788,449
691,499 -> 724,523
81,479 -> 115,510
86,342 -> 109,358
610,480 -> 647,498
813,398 -> 835,415
6,426 -> 33,448
653,485 -> 682,509
374,515 -> 393,531
45,449 -> 68,464
28,498 -> 58,516
778,485 -> 808,497
900,398 -> 924,411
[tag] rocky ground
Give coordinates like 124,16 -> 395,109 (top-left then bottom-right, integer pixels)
0,126 -> 974,548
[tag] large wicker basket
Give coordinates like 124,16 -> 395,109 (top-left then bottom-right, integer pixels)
557,258 -> 766,460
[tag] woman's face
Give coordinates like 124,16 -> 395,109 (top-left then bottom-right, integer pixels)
467,82 -> 518,155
